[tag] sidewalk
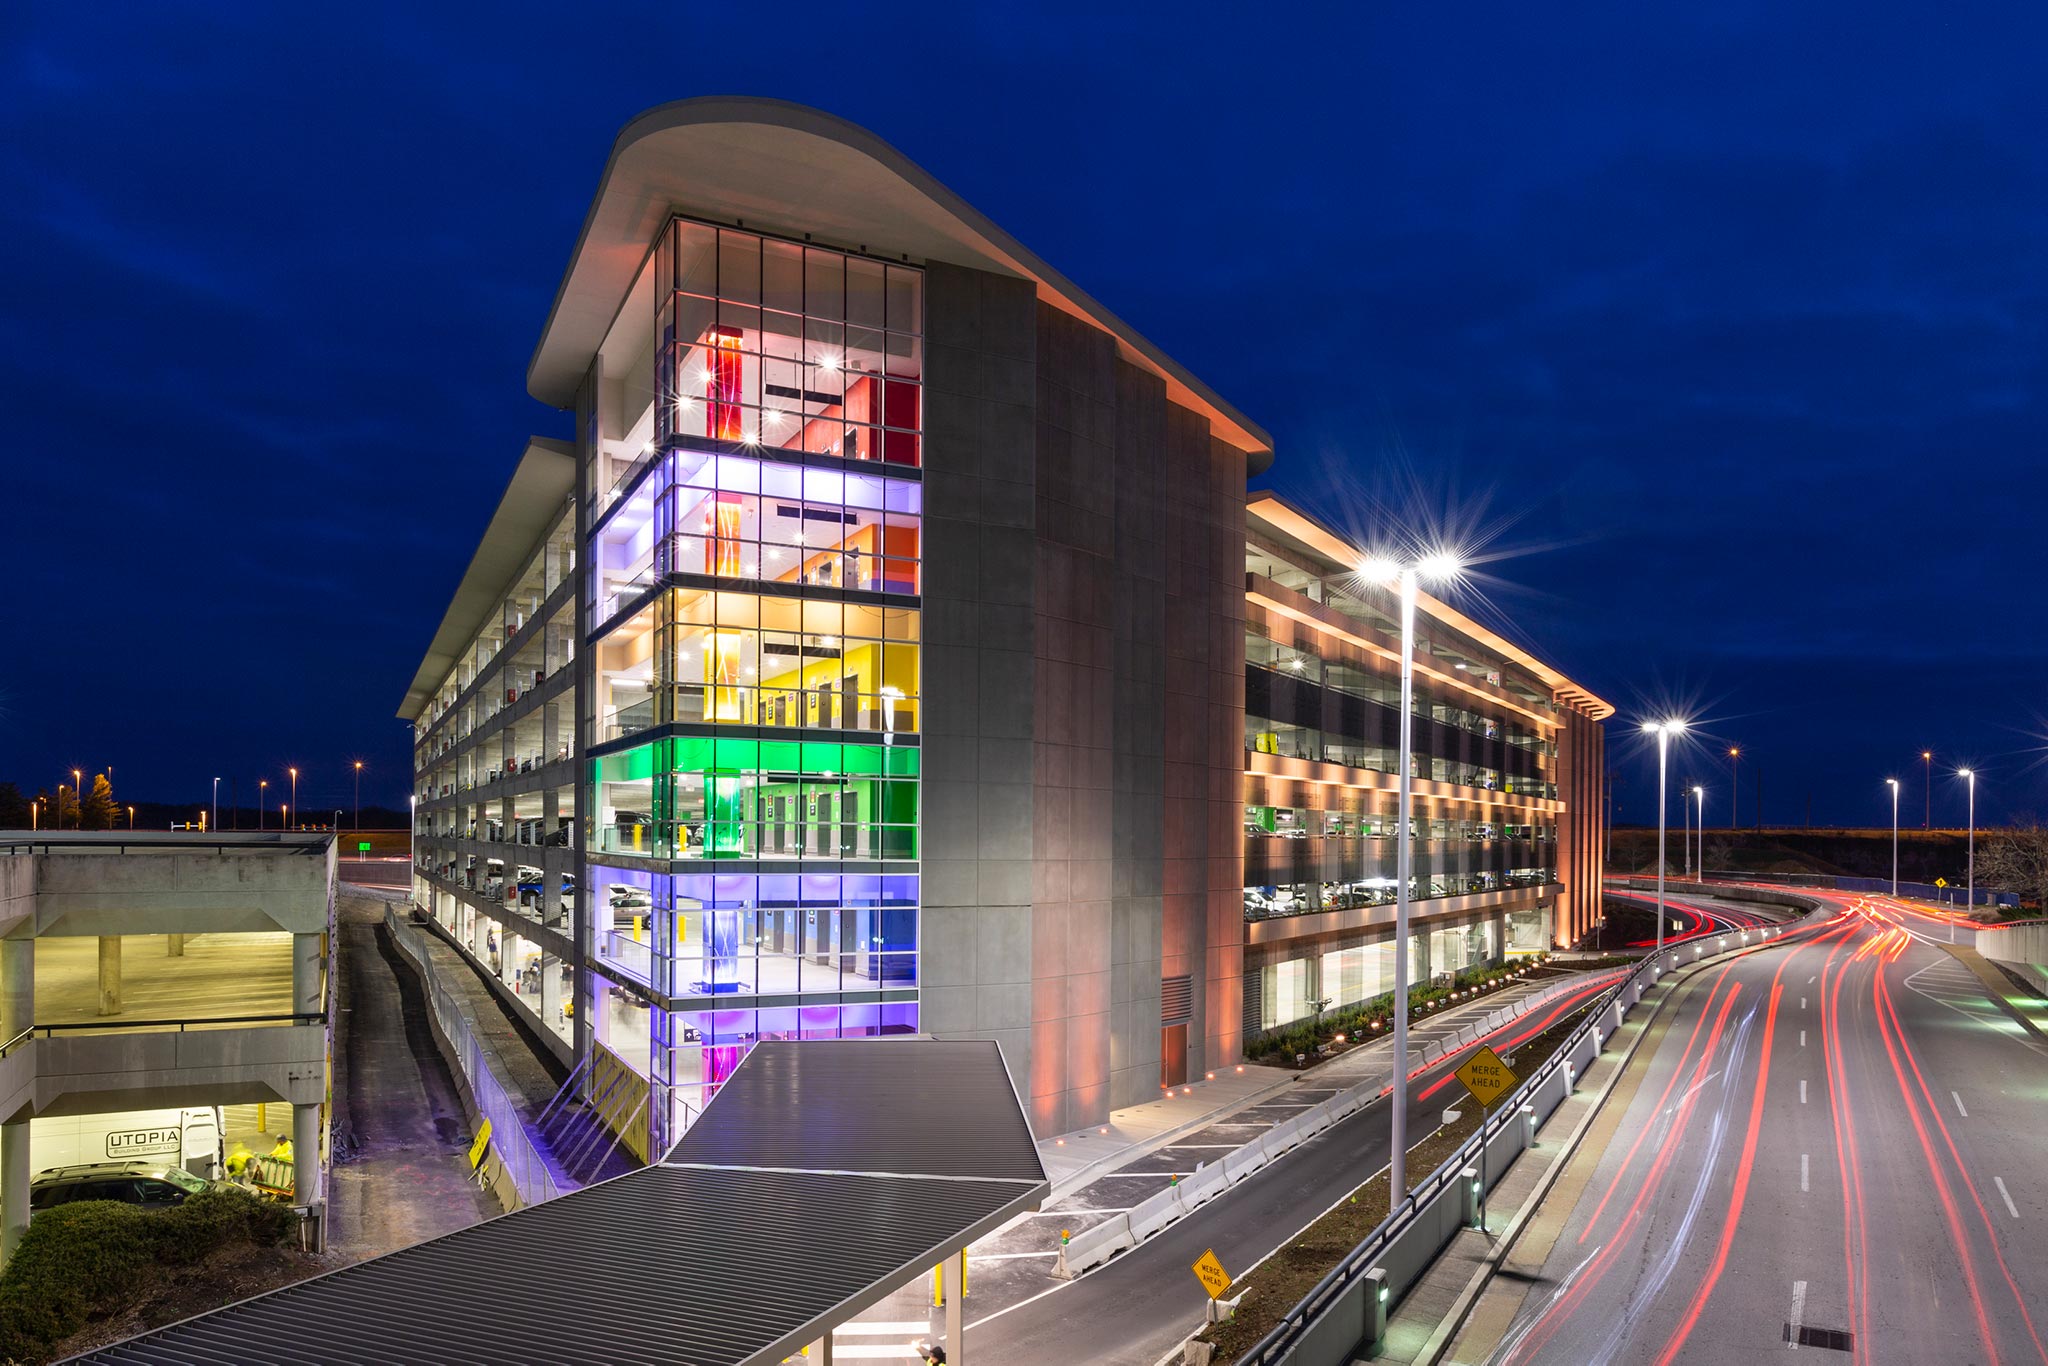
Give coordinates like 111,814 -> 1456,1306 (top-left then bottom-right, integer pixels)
821,967 -> 1603,1361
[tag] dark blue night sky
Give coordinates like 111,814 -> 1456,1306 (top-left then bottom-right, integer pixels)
6,2 -> 2045,826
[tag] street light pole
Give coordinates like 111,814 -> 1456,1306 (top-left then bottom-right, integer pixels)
1682,779 -> 1692,878
259,780 -> 268,831
289,767 -> 298,831
1642,721 -> 1688,959
211,777 -> 220,835
1693,785 -> 1705,881
409,795 -> 419,911
1923,751 -> 1933,829
353,761 -> 363,857
1358,550 -> 1462,1209
1960,768 -> 1976,941
1728,748 -> 1739,831
71,769 -> 81,829
1885,778 -> 1899,896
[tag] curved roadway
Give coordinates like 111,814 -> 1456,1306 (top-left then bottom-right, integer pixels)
1477,891 -> 2048,1366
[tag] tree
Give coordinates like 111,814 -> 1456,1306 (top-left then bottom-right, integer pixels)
1975,820 -> 2048,916
40,786 -> 79,831
0,783 -> 28,829
80,774 -> 117,831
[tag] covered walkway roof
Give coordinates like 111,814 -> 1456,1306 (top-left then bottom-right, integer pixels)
80,1039 -> 1045,1366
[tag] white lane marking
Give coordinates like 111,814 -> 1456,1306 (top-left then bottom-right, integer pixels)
1996,1177 -> 2020,1219
1951,1091 -> 1969,1118
1801,1153 -> 1810,1192
1801,996 -> 1808,1009
829,1349 -> 926,1361
836,1322 -> 935,1335
1800,1030 -> 1807,1047
1808,975 -> 1816,984
1800,1079 -> 1808,1104
1789,1279 -> 1808,1348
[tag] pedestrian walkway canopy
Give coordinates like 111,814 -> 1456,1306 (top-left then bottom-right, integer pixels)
79,1038 -> 1047,1366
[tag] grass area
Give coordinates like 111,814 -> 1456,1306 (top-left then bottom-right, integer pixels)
0,1189 -> 299,1364
1246,957 -> 1557,1069
1195,1002 -> 1598,1363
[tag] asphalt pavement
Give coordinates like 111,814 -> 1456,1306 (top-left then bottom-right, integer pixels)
1461,891 -> 2048,1366
963,975 -> 1622,1366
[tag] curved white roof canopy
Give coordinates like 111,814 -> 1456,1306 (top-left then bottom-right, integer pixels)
527,97 -> 1273,471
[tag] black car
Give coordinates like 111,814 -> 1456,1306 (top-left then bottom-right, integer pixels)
29,1161 -> 218,1215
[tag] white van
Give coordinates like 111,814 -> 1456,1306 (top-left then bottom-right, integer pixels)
27,1108 -> 224,1179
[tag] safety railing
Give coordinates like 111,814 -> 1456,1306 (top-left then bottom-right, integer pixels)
1056,971 -> 1625,1280
1230,903 -> 1826,1365
384,907 -> 563,1207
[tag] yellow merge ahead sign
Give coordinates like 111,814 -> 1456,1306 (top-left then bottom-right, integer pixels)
1455,1045 -> 1520,1108
468,1119 -> 493,1170
1192,1248 -> 1232,1299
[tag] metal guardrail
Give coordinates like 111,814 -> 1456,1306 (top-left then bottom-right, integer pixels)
1058,972 -> 1625,1279
1702,869 -> 2016,908
0,835 -> 334,856
384,907 -> 563,1207
1232,906 -> 1824,1365
21,1013 -> 323,1033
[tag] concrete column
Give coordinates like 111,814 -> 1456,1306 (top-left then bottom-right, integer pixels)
944,1248 -> 965,1362
291,1101 -> 323,1250
1,1118 -> 27,1267
502,930 -> 522,990
0,939 -> 32,1041
807,1336 -> 833,1363
291,933 -> 323,1016
166,933 -> 185,957
473,910 -> 492,965
542,954 -> 563,1024
96,936 -> 122,1017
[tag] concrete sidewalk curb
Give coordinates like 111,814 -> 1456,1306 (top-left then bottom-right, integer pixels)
1412,929 -> 1815,1366
1045,1072 -> 1302,1202
1059,972 -> 1623,1277
1043,973 -> 1567,1203
1934,942 -> 2048,1046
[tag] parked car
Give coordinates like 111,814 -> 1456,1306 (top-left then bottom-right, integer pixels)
28,1160 -> 224,1216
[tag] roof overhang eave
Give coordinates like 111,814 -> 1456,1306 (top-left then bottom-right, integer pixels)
524,96 -> 1272,472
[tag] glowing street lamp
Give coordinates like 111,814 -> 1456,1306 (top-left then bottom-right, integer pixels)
289,767 -> 299,830
259,780 -> 269,830
1728,747 -> 1740,830
353,761 -> 364,856
1959,768 -> 1976,942
1923,751 -> 1933,829
1641,720 -> 1690,958
1355,548 -> 1464,1208
126,805 -> 134,831
71,769 -> 81,829
1884,778 -> 1900,897
1692,785 -> 1705,881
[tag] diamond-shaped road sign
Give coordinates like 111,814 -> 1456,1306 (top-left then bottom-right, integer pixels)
1455,1044 -> 1520,1108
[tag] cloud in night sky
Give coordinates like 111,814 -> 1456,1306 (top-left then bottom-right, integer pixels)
4,0 -> 2046,826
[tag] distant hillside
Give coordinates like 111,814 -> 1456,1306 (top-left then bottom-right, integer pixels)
1609,826 -> 1979,885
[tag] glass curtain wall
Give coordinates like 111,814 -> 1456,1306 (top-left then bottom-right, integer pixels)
584,217 -> 924,1140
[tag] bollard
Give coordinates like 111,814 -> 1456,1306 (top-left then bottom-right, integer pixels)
1365,1268 -> 1389,1353
1460,1165 -> 1481,1227
1520,1102 -> 1536,1149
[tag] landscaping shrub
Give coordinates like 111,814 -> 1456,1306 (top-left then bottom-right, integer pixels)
1244,955 -> 1553,1062
0,1188 -> 292,1363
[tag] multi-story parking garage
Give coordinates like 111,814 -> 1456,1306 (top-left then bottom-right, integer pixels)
402,97 -> 1607,1146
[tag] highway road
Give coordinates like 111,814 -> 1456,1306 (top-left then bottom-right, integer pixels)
967,974 -> 1623,1365
1476,891 -> 2048,1366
